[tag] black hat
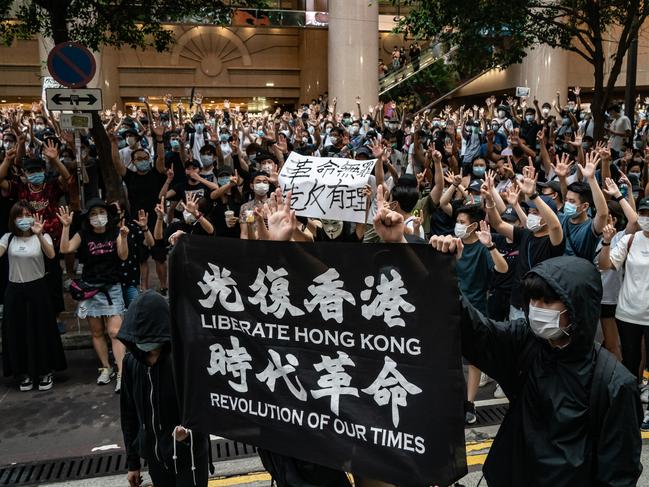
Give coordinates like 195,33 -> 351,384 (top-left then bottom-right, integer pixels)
526,194 -> 558,214
122,128 -> 139,138
355,146 -> 372,159
186,159 -> 202,169
256,151 -> 277,164
84,197 -> 108,212
216,166 -> 234,177
468,179 -> 484,194
638,197 -> 649,211
501,206 -> 519,222
538,180 -> 561,194
22,157 -> 46,171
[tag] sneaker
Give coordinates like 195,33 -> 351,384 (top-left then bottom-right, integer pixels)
97,367 -> 115,385
158,288 -> 168,297
465,401 -> 477,425
494,384 -> 505,399
479,373 -> 494,388
38,373 -> 53,391
19,376 -> 33,392
641,385 -> 649,404
114,374 -> 121,394
641,411 -> 649,431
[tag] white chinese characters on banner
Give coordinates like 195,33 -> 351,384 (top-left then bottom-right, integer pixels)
278,152 -> 376,224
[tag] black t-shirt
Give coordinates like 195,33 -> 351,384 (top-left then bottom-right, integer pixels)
429,199 -> 461,236
78,227 -> 121,285
212,198 -> 242,238
124,169 -> 166,228
490,233 -> 519,292
519,121 -> 540,148
510,226 -> 565,308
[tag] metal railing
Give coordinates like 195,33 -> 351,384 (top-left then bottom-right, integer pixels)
379,43 -> 458,95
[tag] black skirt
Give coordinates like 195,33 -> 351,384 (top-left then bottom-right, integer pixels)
2,278 -> 67,378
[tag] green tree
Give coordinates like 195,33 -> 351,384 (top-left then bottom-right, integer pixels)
394,0 -> 649,138
0,0 -> 268,200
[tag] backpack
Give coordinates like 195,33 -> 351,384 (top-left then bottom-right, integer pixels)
68,278 -> 113,304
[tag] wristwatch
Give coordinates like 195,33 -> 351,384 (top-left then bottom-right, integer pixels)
613,195 -> 624,202
487,244 -> 497,251
529,192 -> 539,200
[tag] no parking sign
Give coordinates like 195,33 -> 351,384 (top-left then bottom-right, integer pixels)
47,42 -> 96,88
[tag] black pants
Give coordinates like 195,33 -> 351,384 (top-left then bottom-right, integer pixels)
616,319 -> 649,379
488,288 -> 511,321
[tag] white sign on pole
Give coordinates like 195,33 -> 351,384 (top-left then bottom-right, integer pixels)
515,86 -> 530,98
278,152 -> 376,224
46,88 -> 102,111
60,113 -> 93,130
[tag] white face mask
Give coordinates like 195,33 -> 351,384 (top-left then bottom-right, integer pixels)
454,223 -> 471,239
261,163 -> 274,174
254,182 -> 269,196
638,216 -> 649,232
350,126 -> 359,135
183,210 -> 196,224
89,213 -> 108,228
127,136 -> 137,147
542,108 -> 550,117
329,136 -> 339,145
526,214 -> 544,233
528,305 -> 568,341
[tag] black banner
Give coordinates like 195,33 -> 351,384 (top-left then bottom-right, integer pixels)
170,236 -> 467,486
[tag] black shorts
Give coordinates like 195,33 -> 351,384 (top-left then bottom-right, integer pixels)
601,303 -> 617,319
138,240 -> 168,263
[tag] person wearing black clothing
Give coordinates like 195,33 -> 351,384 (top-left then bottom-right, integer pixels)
209,166 -> 242,238
154,192 -> 215,249
58,198 -> 129,391
484,169 -> 564,320
118,290 -> 209,487
488,207 -> 520,321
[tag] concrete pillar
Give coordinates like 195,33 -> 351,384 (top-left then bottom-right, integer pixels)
517,45 -> 570,103
300,29 -> 328,104
328,0 -> 378,115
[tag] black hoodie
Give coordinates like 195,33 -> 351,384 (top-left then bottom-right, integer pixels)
460,256 -> 642,486
118,290 -> 208,476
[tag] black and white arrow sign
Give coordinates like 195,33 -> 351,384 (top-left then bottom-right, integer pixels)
46,88 -> 102,111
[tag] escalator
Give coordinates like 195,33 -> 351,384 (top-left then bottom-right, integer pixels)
379,42 -> 490,113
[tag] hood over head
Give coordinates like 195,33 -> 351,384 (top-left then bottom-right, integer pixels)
524,256 -> 602,357
117,290 -> 171,361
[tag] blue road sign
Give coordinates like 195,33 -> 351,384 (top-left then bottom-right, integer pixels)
47,42 -> 96,88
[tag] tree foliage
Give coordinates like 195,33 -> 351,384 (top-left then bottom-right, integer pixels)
393,0 -> 649,135
0,0 -> 269,49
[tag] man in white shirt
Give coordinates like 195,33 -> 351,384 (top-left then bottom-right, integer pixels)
607,104 -> 632,157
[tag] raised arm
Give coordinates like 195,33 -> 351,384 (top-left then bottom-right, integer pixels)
581,152 -> 608,234
482,183 -> 514,240
518,165 -> 562,246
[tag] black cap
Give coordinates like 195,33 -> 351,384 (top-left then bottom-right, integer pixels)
256,151 -> 277,164
501,206 -> 519,222
468,179 -> 484,194
538,180 -> 561,193
638,197 -> 649,211
526,194 -> 558,214
23,157 -> 46,171
355,146 -> 372,159
85,197 -> 107,212
122,128 -> 139,138
216,166 -> 234,177
186,159 -> 202,169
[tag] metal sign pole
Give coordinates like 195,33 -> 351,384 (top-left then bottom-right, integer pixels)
75,129 -> 85,210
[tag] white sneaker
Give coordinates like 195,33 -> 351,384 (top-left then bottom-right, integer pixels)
97,367 -> 114,385
114,374 -> 121,394
494,384 -> 505,399
479,373 -> 494,388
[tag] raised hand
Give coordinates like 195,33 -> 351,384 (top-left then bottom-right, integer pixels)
166,165 -> 174,182
263,189 -> 297,241
603,177 -> 622,199
476,221 -> 494,247
602,223 -> 616,244
506,185 -> 521,206
184,192 -> 199,216
373,185 -> 405,243
134,209 -> 148,229
580,151 -> 600,180
370,137 -> 385,159
155,197 -> 166,219
119,218 -> 130,237
56,206 -> 73,227
31,213 -> 44,235
573,86 -> 581,96
517,163 -> 538,196
551,153 -> 573,178
42,139 -> 60,160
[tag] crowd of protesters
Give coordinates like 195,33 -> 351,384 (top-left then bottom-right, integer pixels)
1,86 -> 649,476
